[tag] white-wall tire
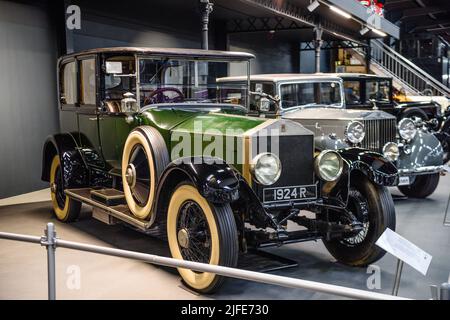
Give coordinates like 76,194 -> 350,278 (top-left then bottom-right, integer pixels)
167,183 -> 238,293
49,155 -> 81,222
122,126 -> 169,220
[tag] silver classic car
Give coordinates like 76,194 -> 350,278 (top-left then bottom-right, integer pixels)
219,74 -> 445,198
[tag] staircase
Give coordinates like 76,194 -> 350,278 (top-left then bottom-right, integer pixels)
354,39 -> 450,98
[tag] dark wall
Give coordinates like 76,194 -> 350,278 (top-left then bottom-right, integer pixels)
69,0 -> 203,52
0,0 -> 59,198
229,33 -> 299,74
299,43 -> 332,73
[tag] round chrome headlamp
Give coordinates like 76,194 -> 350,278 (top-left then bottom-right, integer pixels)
345,121 -> 365,145
314,150 -> 344,182
398,118 -> 417,141
251,153 -> 282,186
383,142 -> 400,162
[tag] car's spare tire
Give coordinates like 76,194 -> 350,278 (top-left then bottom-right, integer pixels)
122,126 -> 169,220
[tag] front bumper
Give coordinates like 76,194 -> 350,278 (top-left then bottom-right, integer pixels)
398,165 -> 445,176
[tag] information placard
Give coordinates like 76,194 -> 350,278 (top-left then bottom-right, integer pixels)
376,228 -> 432,276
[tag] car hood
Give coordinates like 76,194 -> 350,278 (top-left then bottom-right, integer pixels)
139,104 -> 249,131
282,107 -> 396,121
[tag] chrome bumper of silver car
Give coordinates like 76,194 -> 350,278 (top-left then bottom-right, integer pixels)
398,165 -> 446,176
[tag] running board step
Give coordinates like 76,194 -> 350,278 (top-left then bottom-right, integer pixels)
90,188 -> 126,206
65,188 -> 150,230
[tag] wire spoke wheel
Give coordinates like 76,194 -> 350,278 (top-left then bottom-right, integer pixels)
167,183 -> 238,293
177,201 -> 212,265
341,189 -> 370,246
322,175 -> 396,266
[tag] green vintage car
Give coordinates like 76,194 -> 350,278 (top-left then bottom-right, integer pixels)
42,48 -> 398,293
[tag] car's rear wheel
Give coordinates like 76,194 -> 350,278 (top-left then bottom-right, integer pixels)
122,126 -> 169,220
323,175 -> 396,266
398,173 -> 440,198
49,155 -> 81,222
167,183 -> 238,294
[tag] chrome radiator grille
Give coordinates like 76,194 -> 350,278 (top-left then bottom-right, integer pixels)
360,119 -> 397,153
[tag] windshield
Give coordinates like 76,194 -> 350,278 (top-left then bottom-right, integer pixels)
102,56 -> 249,111
366,79 -> 391,103
279,81 -> 342,109
138,58 -> 249,108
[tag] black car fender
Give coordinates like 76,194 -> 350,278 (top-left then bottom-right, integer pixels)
435,118 -> 450,163
153,156 -> 239,221
153,156 -> 278,230
41,133 -> 89,188
336,148 -> 399,186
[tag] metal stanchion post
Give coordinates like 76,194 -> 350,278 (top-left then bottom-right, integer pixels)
440,283 -> 450,300
43,223 -> 56,300
392,259 -> 404,296
444,192 -> 450,227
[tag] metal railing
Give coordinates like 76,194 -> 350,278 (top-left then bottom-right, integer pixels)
356,39 -> 450,98
0,222 -> 413,300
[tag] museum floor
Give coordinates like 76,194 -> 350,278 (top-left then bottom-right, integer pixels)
1,175 -> 449,300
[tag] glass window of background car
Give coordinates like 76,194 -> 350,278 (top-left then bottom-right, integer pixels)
249,82 -> 275,112
280,82 -> 341,109
81,59 -> 96,105
60,62 -> 77,105
138,58 -> 249,107
366,79 -> 390,103
343,80 -> 361,104
319,82 -> 341,105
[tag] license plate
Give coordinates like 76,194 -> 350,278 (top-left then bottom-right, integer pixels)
263,185 -> 317,203
398,176 -> 411,186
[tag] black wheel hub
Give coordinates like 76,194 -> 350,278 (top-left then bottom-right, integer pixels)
128,144 -> 151,206
177,201 -> 212,264
54,166 -> 66,209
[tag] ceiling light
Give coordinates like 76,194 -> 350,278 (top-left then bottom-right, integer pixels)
307,0 -> 320,12
371,28 -> 387,37
360,26 -> 370,35
330,6 -> 351,19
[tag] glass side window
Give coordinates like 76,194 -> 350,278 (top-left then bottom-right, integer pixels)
103,56 -> 136,100
279,82 -> 342,109
343,80 -> 361,104
60,62 -> 77,105
81,59 -> 96,105
366,80 -> 390,103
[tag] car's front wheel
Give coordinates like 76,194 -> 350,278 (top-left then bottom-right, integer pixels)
322,175 -> 396,266
167,182 -> 238,294
398,173 -> 440,198
49,155 -> 81,222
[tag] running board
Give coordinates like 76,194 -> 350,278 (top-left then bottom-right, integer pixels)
65,188 -> 151,230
